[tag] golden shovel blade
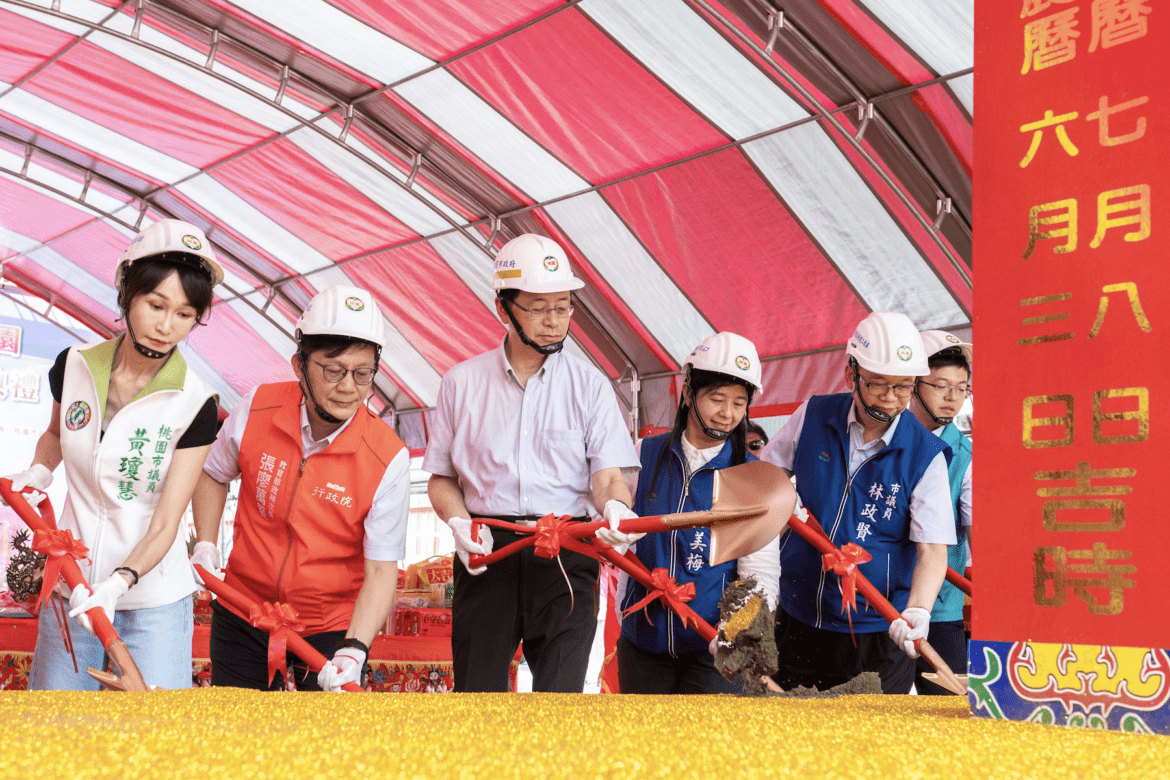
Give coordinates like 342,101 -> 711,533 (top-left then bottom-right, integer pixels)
657,461 -> 797,566
87,638 -> 150,692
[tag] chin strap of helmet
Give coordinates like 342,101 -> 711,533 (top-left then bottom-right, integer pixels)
911,346 -> 966,427
850,357 -> 898,424
913,383 -> 953,427
683,366 -> 738,442
297,351 -> 344,426
500,296 -> 564,356
122,317 -> 172,360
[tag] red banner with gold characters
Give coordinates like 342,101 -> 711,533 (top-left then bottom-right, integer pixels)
974,0 -> 1165,648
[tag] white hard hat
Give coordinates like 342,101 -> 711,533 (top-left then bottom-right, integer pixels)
115,219 -> 224,291
919,330 -> 973,370
684,332 -> 763,393
492,234 -> 585,294
296,285 -> 385,352
846,312 -> 929,376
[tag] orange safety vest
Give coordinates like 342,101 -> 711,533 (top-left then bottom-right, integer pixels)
224,382 -> 405,634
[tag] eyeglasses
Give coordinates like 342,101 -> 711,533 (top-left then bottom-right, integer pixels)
856,374 -> 916,399
312,360 -> 378,385
508,300 -> 575,320
917,380 -> 971,398
746,440 -> 766,452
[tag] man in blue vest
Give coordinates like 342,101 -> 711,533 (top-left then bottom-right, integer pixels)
908,330 -> 973,694
759,312 -> 956,694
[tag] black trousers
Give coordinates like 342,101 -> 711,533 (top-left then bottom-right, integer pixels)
452,527 -> 599,692
771,608 -> 915,694
616,635 -> 740,695
209,600 -> 347,691
915,619 -> 968,695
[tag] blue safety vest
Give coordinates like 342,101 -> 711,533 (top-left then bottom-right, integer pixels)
781,394 -> 948,632
620,433 -> 751,655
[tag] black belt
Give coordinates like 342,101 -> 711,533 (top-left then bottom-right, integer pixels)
477,514 -> 589,528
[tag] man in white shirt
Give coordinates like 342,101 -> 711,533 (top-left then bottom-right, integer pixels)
759,312 -> 956,694
424,234 -> 640,692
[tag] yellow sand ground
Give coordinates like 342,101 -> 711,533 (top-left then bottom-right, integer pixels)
1,689 -> 1165,779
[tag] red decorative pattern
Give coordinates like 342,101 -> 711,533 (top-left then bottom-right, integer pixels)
0,652 -> 32,690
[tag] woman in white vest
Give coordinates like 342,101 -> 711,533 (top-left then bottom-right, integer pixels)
2,219 -> 222,690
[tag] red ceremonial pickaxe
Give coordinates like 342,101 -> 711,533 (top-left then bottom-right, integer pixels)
784,507 -> 968,695
193,565 -> 363,692
0,478 -> 148,691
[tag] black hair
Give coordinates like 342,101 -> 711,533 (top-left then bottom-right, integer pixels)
119,259 -> 214,324
746,421 -> 768,445
298,333 -> 379,361
927,347 -> 970,376
645,368 -> 755,499
496,289 -> 520,304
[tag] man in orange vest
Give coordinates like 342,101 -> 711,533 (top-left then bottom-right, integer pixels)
191,285 -> 409,691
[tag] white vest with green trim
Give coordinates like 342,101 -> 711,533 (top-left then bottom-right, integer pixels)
57,338 -> 217,610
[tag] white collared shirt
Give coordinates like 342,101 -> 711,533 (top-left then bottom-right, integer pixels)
931,425 -> 973,529
423,337 -> 639,517
759,398 -> 955,545
203,388 -> 410,561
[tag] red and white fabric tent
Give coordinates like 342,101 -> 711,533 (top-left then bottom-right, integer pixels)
0,0 -> 972,445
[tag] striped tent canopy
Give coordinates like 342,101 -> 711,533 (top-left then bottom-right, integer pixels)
0,0 -> 972,444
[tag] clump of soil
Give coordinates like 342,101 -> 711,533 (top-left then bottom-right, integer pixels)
763,671 -> 883,698
714,577 -> 778,695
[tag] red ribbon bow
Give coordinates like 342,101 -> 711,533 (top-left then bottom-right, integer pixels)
822,543 -> 873,635
249,601 -> 305,685
621,568 -> 698,629
533,513 -> 571,559
30,529 -> 89,610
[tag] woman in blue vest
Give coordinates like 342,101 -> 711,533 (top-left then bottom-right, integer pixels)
616,332 -> 777,694
2,219 -> 222,690
908,330 -> 973,694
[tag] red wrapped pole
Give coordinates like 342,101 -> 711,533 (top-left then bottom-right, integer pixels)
0,478 -> 148,691
469,514 -> 717,643
194,565 -> 362,692
786,510 -> 967,695
945,566 -> 973,596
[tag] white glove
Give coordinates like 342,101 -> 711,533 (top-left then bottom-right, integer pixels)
888,606 -> 931,659
2,463 -> 53,508
594,500 -> 642,553
709,624 -> 724,657
318,646 -> 366,692
68,573 -> 131,635
190,541 -> 222,586
448,517 -> 493,576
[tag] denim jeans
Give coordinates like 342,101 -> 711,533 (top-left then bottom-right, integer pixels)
29,593 -> 194,691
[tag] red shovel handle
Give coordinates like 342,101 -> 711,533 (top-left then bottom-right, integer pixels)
945,566 -> 972,596
465,515 -> 719,643
194,565 -> 362,692
595,545 -> 718,643
468,537 -> 536,568
786,512 -> 966,694
466,515 -> 728,568
467,518 -> 540,568
0,478 -> 149,691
